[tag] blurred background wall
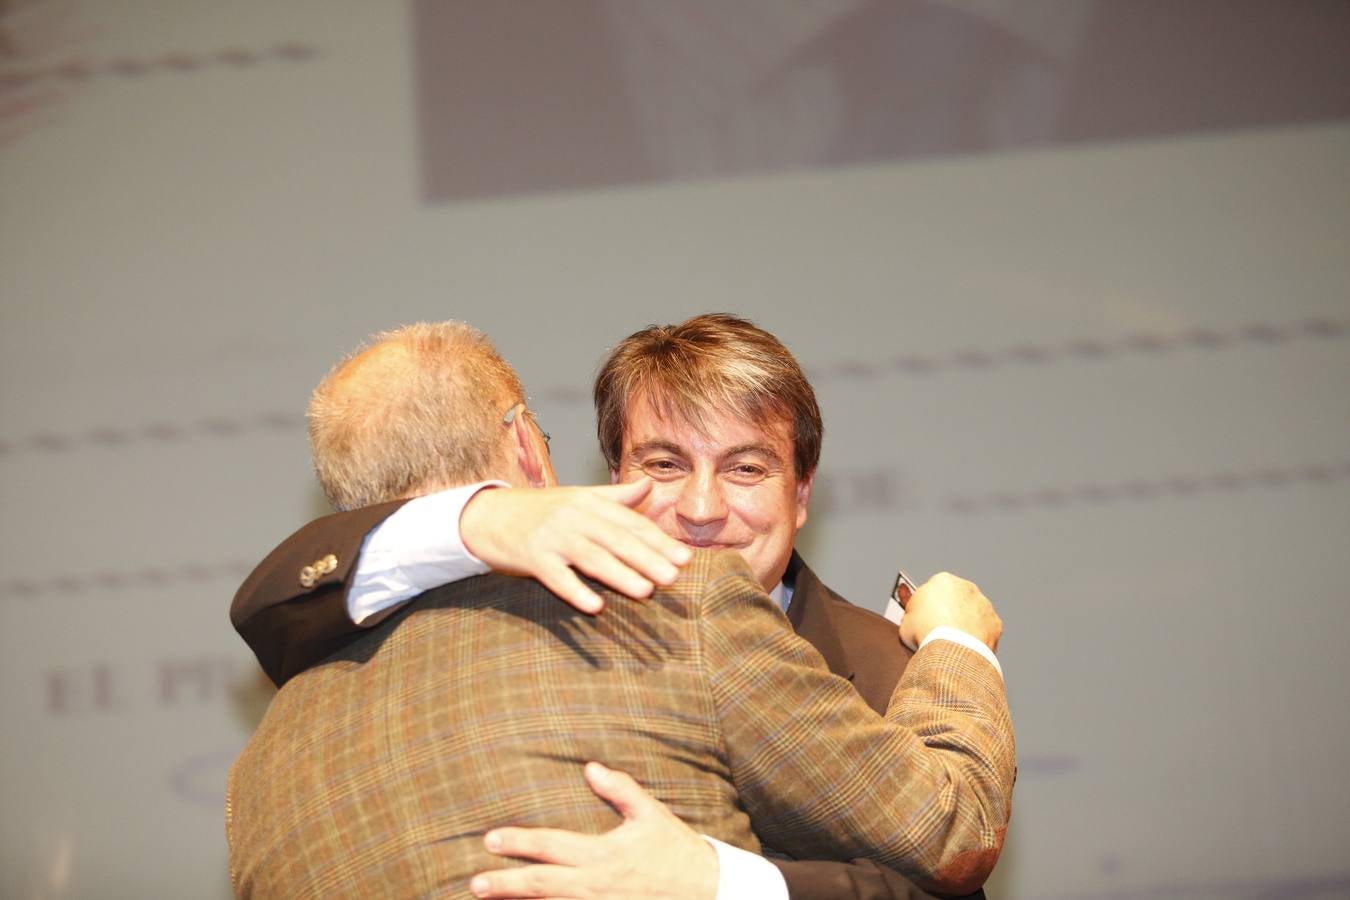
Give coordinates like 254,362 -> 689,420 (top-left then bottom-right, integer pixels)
2,1 -> 1348,897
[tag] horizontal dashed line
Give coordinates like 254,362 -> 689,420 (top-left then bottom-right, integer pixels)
808,317 -> 1347,381
1,317 -> 1344,457
0,413 -> 303,456
0,561 -> 253,600
9,462 -> 1344,596
0,44 -> 317,87
947,461 -> 1350,514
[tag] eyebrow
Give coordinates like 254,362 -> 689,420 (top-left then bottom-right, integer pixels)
723,443 -> 785,466
627,439 -> 684,458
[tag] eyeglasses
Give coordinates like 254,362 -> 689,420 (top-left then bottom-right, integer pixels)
502,402 -> 551,450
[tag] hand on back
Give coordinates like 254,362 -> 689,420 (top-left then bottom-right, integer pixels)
469,763 -> 719,900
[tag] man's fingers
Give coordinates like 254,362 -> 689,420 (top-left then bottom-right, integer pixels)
904,570 -> 1002,650
579,509 -> 690,580
534,531 -> 668,610
483,825 -> 601,865
583,762 -> 663,822
567,543 -> 658,600
580,485 -> 691,567
465,484 -> 692,609
470,862 -> 581,899
566,522 -> 681,590
897,618 -> 920,653
534,562 -> 605,615
622,518 -> 691,568
589,479 -> 653,508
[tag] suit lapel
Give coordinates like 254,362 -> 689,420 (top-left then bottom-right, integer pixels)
784,551 -> 856,684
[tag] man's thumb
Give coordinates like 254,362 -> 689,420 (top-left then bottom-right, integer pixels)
584,762 -> 657,820
595,479 -> 654,508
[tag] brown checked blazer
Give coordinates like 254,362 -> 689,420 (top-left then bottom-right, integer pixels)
231,504 -> 999,898
776,555 -> 1000,900
227,550 -> 1013,898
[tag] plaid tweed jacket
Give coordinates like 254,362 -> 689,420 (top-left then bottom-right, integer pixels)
227,550 -> 1014,898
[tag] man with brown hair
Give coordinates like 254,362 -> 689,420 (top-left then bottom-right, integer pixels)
231,315 -> 1011,899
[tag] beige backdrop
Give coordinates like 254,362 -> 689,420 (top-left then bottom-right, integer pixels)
2,2 -> 1348,898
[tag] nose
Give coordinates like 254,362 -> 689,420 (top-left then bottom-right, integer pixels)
676,468 -> 728,530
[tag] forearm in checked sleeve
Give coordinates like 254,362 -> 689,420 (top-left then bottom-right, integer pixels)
699,559 -> 1015,897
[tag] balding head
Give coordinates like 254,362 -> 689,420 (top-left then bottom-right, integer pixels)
307,322 -> 526,510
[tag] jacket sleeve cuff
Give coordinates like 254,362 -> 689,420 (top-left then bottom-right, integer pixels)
920,625 -> 1003,679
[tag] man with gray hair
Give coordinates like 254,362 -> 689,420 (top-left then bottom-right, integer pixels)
231,315 -> 1012,899
307,322 -> 533,510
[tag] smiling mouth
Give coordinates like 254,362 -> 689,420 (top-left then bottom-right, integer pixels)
682,540 -> 743,551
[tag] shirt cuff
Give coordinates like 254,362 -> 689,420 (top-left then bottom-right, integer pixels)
346,481 -> 505,625
920,625 -> 1003,680
702,837 -> 788,900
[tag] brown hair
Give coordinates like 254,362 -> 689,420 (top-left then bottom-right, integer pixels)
308,322 -> 524,510
594,313 -> 822,479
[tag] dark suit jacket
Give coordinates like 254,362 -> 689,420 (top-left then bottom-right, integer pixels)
231,503 -> 995,899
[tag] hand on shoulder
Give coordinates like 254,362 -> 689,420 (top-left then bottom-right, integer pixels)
460,482 -> 692,614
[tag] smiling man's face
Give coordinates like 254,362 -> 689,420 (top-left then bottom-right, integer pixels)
613,393 -> 813,592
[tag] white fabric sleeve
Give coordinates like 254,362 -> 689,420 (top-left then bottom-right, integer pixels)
346,482 -> 506,625
920,625 -> 1003,680
702,836 -> 788,900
